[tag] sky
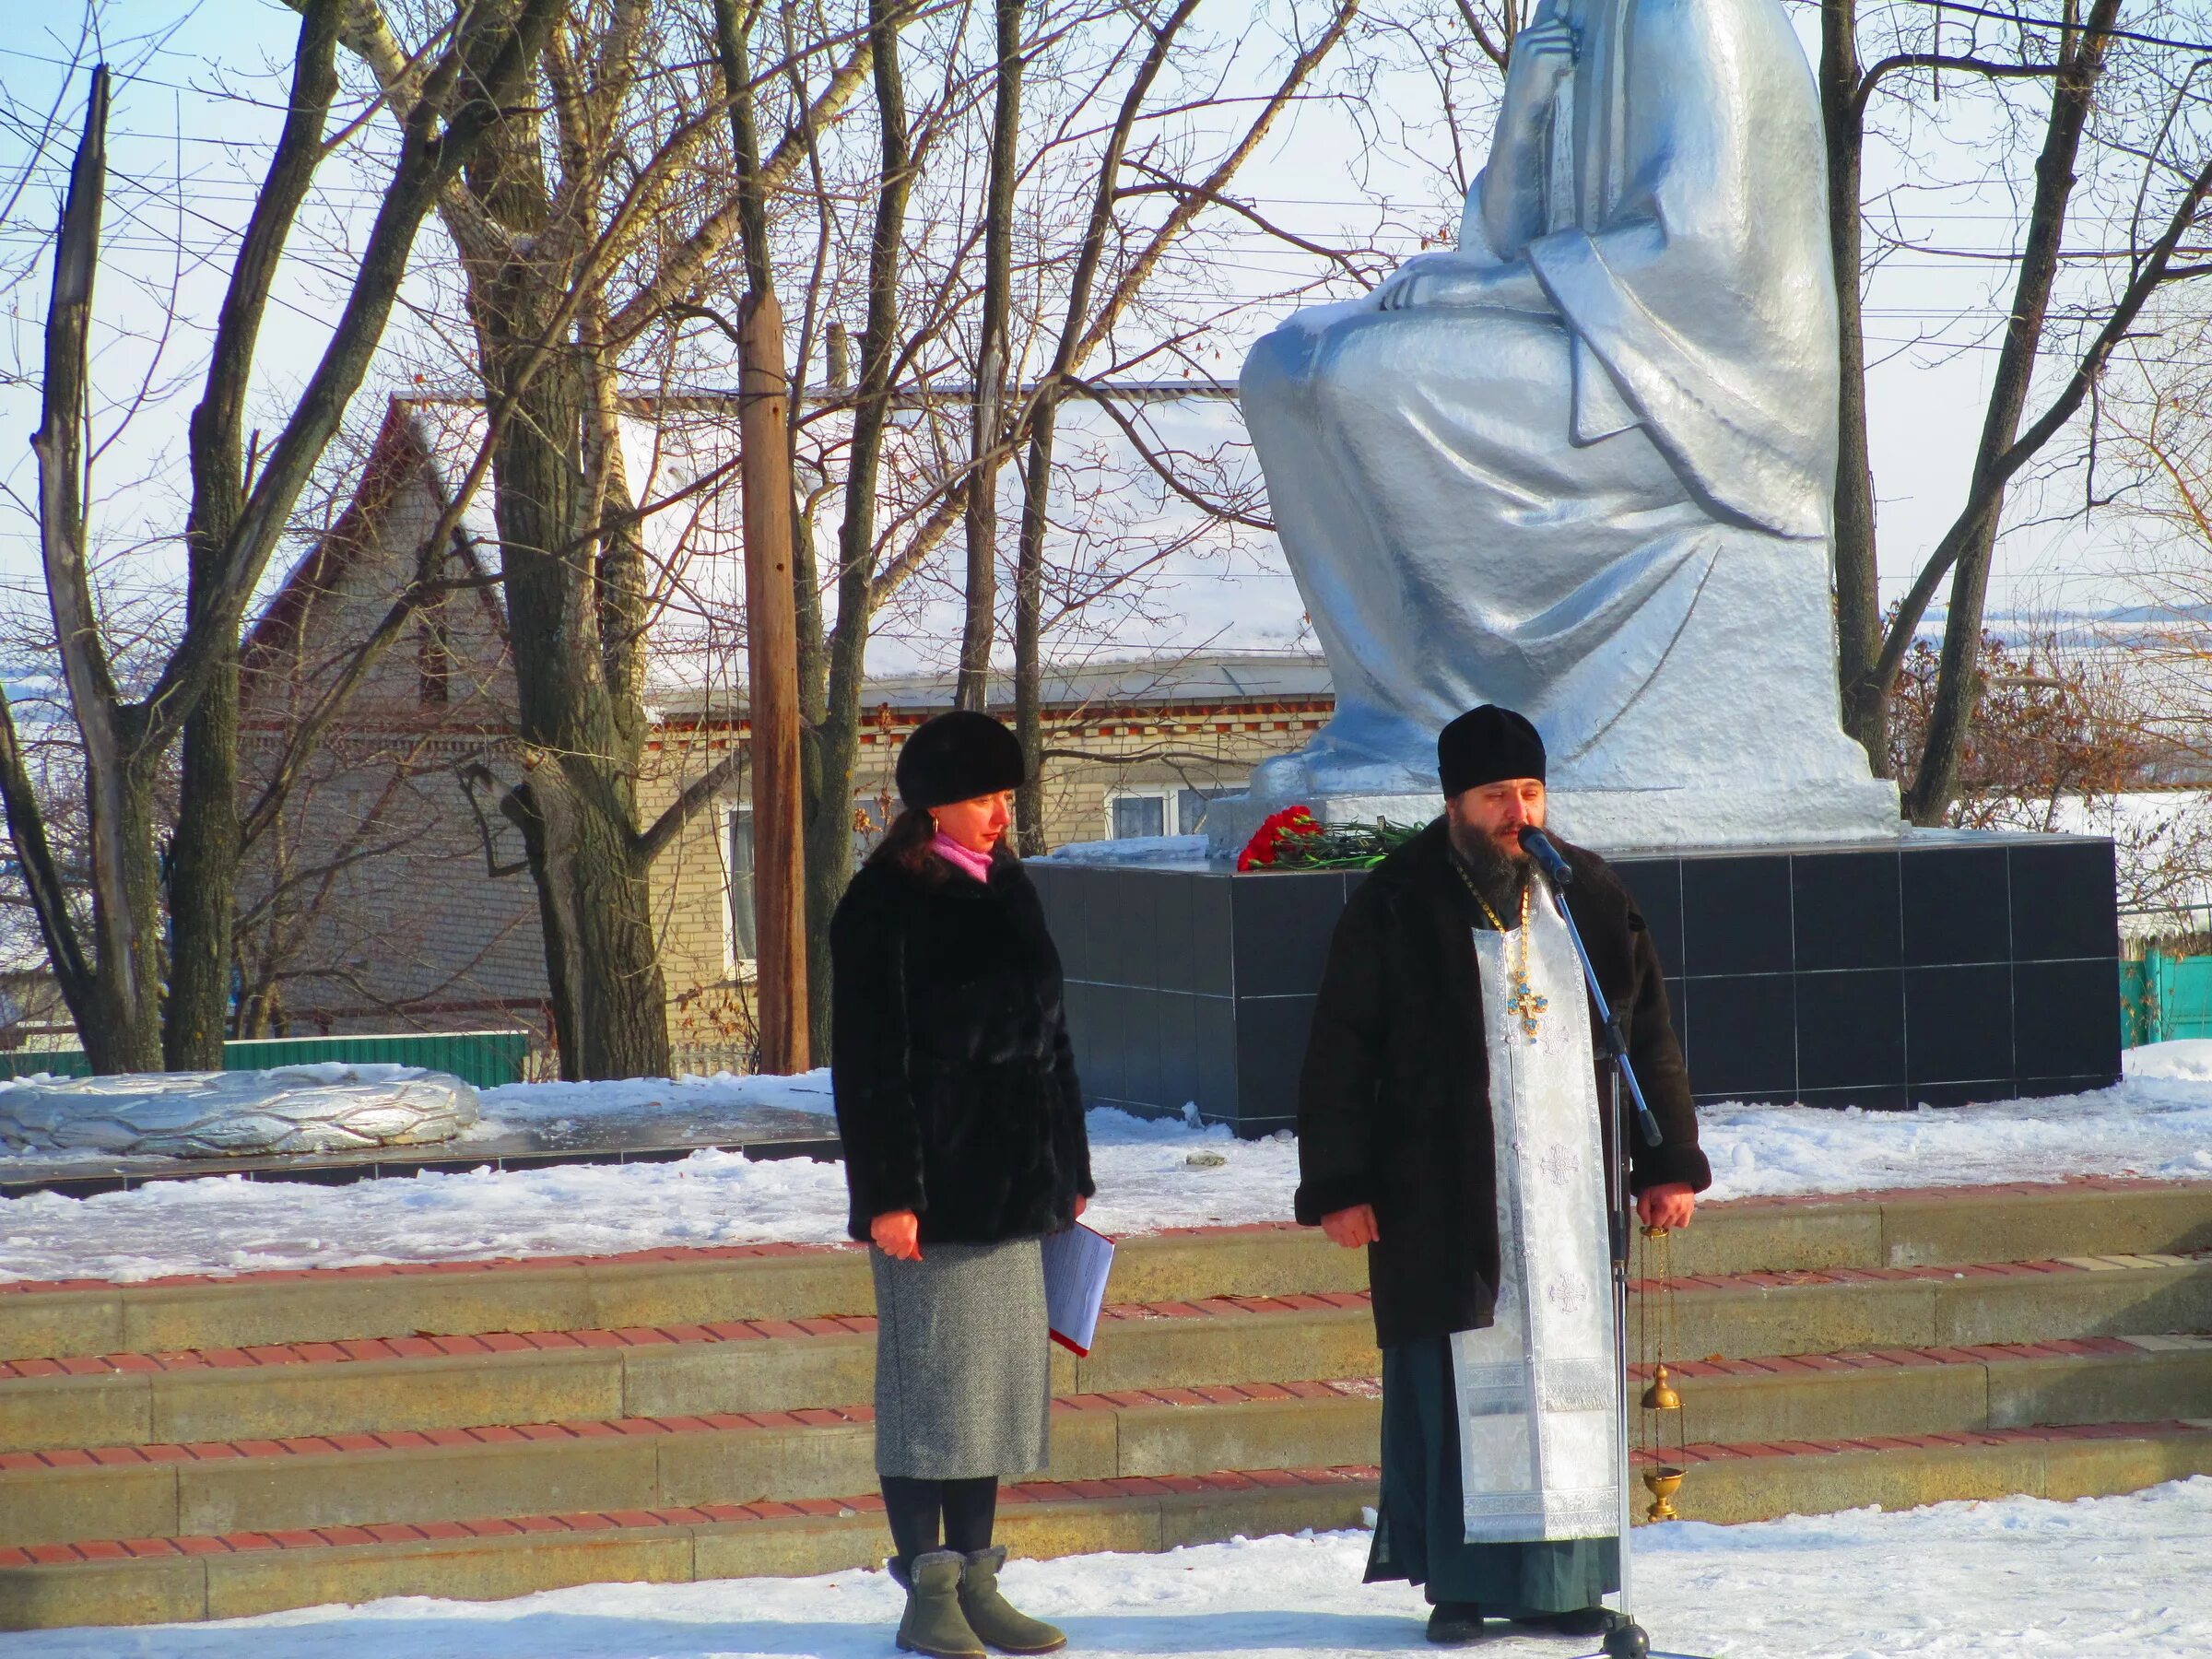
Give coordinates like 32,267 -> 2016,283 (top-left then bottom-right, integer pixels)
0,0 -> 2186,685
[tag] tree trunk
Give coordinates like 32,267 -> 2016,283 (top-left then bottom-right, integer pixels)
1820,0 -> 1886,770
805,0 -> 913,1058
484,288 -> 673,1079
79,759 -> 165,1074
25,64 -> 160,1075
1900,0 -> 2118,825
1011,401 -> 1055,855
956,0 -> 1024,712
166,647 -> 239,1065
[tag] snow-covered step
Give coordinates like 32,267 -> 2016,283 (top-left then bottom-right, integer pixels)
9,1182 -> 2207,1364
7,1423 -> 2212,1633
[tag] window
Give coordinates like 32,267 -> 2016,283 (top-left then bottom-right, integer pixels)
1105,782 -> 1245,840
1111,793 -> 1167,840
1177,785 -> 1240,836
728,806 -> 757,962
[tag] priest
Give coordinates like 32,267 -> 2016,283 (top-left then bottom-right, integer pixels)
1295,706 -> 1711,1644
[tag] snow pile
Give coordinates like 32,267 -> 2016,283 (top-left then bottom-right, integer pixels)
10,1480 -> 2211,1656
1698,1046 -> 2212,1198
7,1049 -> 2212,1286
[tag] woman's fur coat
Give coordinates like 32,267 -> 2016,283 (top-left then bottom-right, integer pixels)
830,849 -> 1094,1244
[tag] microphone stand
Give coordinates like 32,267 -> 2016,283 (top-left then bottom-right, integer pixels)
1520,830 -> 1713,1659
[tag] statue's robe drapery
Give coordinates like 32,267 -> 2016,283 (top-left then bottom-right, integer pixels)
1240,0 -> 1890,841
1367,892 -> 1621,1611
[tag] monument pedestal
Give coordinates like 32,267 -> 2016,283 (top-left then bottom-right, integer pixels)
1208,778 -> 1904,862
1030,830 -> 2121,1137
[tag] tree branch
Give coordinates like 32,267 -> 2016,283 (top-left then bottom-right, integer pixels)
0,692 -> 91,1010
143,0 -> 568,740
637,747 -> 747,865
602,32 -> 876,342
1067,377 -> 1275,531
1876,153 -> 2212,698
1853,53 -> 2062,124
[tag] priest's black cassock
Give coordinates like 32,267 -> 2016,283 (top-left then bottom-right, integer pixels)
1294,820 -> 1709,1617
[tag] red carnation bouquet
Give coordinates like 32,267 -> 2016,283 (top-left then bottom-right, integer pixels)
1236,805 -> 1322,872
1236,805 -> 1425,872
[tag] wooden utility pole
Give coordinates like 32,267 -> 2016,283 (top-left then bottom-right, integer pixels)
737,289 -> 810,1071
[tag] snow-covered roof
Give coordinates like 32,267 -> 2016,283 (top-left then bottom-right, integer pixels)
653,648 -> 1332,723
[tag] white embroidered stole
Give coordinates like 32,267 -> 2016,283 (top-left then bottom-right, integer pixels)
1450,892 -> 1620,1543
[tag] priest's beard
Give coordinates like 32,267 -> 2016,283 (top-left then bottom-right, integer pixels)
1448,819 -> 1530,921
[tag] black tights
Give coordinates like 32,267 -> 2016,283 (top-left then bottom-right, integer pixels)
881,1475 -> 999,1564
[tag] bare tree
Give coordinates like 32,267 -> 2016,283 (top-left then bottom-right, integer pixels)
308,0 -> 873,1079
1823,0 -> 2212,823
5,3 -> 560,1073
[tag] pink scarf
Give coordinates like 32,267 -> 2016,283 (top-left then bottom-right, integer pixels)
932,831 -> 994,883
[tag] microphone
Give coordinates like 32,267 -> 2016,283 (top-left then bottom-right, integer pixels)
1517,825 -> 1573,888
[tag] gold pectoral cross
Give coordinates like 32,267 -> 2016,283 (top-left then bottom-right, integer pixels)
1456,865 -> 1548,1042
1507,971 -> 1548,1041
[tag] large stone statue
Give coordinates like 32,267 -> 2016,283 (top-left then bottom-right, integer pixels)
1230,0 -> 1899,849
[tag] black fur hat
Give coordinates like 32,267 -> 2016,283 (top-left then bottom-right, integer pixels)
896,710 -> 1027,810
1438,704 -> 1547,797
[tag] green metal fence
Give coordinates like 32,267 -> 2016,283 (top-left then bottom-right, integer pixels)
2121,951 -> 2212,1047
0,1030 -> 534,1088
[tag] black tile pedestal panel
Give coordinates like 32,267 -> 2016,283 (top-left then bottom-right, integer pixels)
1028,832 -> 2121,1136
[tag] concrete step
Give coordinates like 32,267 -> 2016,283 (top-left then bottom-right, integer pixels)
9,1253 -> 2210,1454
8,1335 -> 2210,1552
0,1229 -> 1359,1364
0,1380 -> 1382,1549
0,1294 -> 1379,1453
1665,1418 -> 2212,1524
1644,1252 -> 2212,1359
7,1421 -> 2209,1630
7,1181 -> 2205,1363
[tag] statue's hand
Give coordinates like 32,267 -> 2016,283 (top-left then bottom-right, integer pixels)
1500,15 -> 1578,136
1375,259 -> 1448,312
1372,255 -> 1549,314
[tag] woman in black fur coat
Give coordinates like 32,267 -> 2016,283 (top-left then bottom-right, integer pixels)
830,710 -> 1092,1659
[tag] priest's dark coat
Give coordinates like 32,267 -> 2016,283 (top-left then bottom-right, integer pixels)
1292,819 -> 1712,1348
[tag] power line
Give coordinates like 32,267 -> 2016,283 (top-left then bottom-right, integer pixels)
1900,0 -> 2212,57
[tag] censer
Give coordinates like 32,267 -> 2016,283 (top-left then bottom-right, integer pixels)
1634,1220 -> 1690,1523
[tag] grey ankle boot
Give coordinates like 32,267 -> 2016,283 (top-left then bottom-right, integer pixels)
958,1545 -> 1066,1654
892,1549 -> 985,1658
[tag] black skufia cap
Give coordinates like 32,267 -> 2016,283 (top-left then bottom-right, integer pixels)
1438,704 -> 1547,797
895,710 -> 1027,810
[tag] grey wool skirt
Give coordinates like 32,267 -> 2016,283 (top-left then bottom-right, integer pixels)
870,1237 -> 1052,1480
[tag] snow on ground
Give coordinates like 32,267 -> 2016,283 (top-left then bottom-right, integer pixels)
0,1105 -> 1296,1285
6,1047 -> 2212,1285
9,1480 -> 2211,1658
1697,1041 -> 2212,1198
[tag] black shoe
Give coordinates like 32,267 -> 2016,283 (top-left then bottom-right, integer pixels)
1426,1602 -> 1488,1644
1510,1606 -> 1625,1638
